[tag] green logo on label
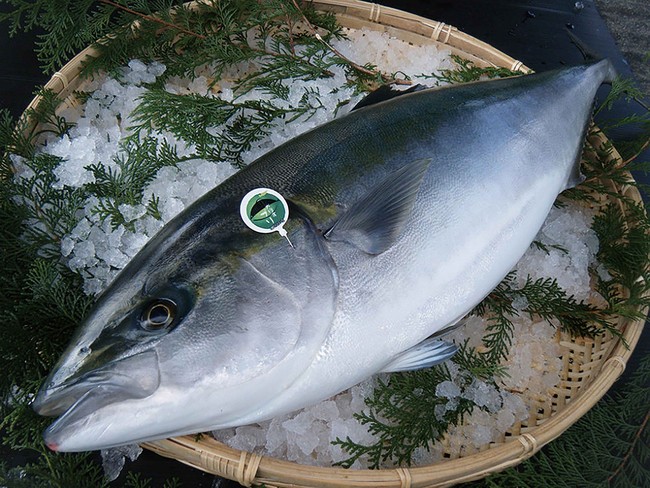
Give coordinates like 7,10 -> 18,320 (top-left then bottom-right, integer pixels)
240,188 -> 293,247
246,193 -> 286,230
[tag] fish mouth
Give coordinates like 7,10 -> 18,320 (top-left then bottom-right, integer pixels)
32,379 -> 91,418
32,350 -> 161,450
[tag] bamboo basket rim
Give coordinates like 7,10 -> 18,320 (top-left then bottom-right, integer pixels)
19,1 -> 647,487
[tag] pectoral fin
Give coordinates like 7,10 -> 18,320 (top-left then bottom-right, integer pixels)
324,158 -> 432,254
381,338 -> 458,373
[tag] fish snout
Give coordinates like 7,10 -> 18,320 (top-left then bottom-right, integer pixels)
32,381 -> 84,417
32,343 -> 125,417
34,351 -> 162,448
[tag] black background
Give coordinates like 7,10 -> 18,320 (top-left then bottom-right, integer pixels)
0,1 -> 647,486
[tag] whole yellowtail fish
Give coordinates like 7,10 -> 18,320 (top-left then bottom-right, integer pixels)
33,60 -> 615,451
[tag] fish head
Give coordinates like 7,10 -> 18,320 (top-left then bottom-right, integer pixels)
31,253 -> 198,451
33,196 -> 338,451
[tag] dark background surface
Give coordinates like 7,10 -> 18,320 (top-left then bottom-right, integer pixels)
0,1 -> 648,487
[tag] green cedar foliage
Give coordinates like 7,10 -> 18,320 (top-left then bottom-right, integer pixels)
333,364 -> 475,469
129,88 -> 326,167
0,457 -> 183,487
0,0 -> 186,75
0,105 -> 98,485
594,77 -> 650,164
0,0 -> 347,82
85,137 -> 184,230
0,452 -> 106,488
432,54 -> 521,84
474,272 -> 617,362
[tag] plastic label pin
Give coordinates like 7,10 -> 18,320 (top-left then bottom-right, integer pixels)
240,188 -> 293,247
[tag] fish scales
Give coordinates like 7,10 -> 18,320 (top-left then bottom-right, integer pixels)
33,60 -> 615,451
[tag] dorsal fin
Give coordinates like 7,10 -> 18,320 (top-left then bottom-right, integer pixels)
352,84 -> 428,111
324,158 -> 432,254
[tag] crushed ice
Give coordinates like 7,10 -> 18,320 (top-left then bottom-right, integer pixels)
100,444 -> 143,482
213,378 -> 381,469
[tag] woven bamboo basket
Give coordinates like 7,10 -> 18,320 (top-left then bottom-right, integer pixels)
19,1 -> 647,487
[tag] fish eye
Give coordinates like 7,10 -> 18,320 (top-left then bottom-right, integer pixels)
140,299 -> 177,331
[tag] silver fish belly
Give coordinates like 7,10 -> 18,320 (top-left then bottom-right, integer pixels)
33,60 -> 615,451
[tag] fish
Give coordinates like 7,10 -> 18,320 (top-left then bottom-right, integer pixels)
32,59 -> 615,452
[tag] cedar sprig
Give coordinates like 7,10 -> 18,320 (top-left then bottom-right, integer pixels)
121,472 -> 182,488
129,86 -> 326,167
0,89 -> 71,160
0,0 -> 189,75
0,109 -> 33,161
1,386 -> 52,453
146,193 -> 162,220
563,129 -> 648,207
595,76 -> 647,115
531,240 -> 569,255
85,136 -> 184,230
333,364 -> 475,469
471,269 -> 617,365
433,55 -> 522,85
0,450 -> 106,488
22,89 -> 75,139
592,201 -> 650,318
471,272 -> 518,365
452,339 -> 508,380
585,76 -> 648,183
1,93 -> 84,256
476,271 -> 622,350
81,0 -> 207,79
0,260 -> 93,410
9,153 -> 88,258
25,259 -> 94,328
518,275 -> 614,338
